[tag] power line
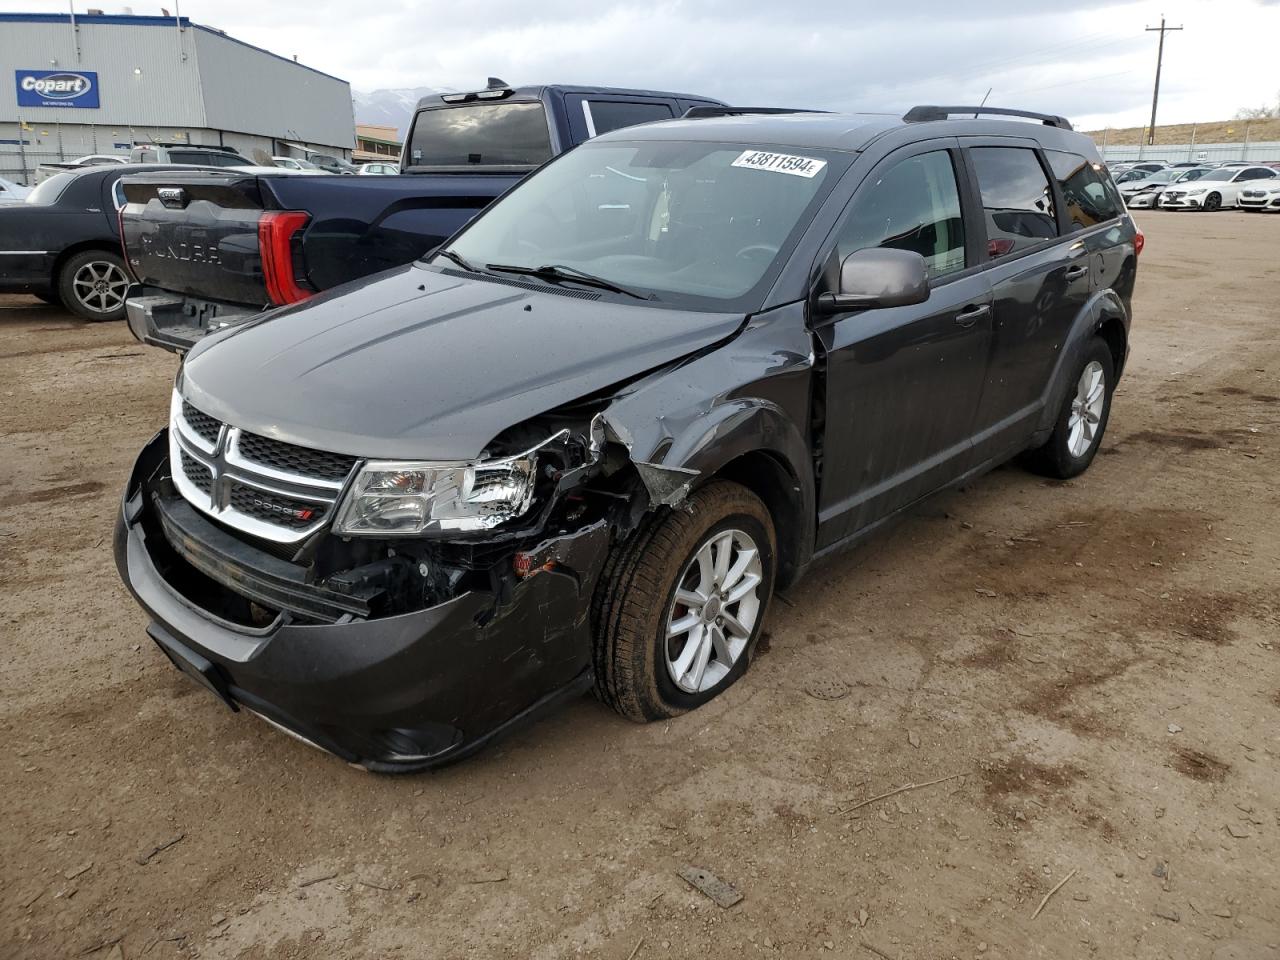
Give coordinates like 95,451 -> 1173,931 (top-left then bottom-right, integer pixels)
1145,16 -> 1184,145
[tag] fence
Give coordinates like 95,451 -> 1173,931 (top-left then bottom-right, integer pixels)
1098,140 -> 1280,165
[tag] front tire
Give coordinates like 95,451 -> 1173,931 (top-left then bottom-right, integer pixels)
58,249 -> 129,322
1203,192 -> 1222,212
593,481 -> 776,722
1023,337 -> 1115,479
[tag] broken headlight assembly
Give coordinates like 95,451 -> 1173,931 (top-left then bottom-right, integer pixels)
332,432 -> 569,537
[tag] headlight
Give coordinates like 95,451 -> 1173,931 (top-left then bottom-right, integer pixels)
1186,188 -> 1207,195
333,430 -> 568,536
334,456 -> 539,536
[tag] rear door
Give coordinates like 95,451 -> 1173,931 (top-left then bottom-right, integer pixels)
563,95 -> 677,143
962,141 -> 1090,463
813,140 -> 994,548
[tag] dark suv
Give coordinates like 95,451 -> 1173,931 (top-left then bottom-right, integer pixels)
115,105 -> 1140,771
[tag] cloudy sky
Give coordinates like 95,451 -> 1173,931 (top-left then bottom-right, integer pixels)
5,0 -> 1279,130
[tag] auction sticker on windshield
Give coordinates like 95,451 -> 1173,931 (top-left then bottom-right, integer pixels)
731,150 -> 827,178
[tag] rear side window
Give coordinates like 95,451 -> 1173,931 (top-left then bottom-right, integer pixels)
970,147 -> 1057,258
834,150 -> 966,280
408,102 -> 553,168
1046,150 -> 1123,231
583,100 -> 673,137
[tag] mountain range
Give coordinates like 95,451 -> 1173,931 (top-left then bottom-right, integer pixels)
351,87 -> 447,140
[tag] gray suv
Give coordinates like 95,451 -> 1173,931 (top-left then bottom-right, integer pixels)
115,104 -> 1140,771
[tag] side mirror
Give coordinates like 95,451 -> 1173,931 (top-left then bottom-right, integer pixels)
816,247 -> 930,314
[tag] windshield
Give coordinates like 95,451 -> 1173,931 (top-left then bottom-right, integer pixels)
26,172 -> 74,205
408,101 -> 553,168
443,140 -> 837,308
1201,169 -> 1234,181
1175,168 -> 1210,182
1143,170 -> 1177,184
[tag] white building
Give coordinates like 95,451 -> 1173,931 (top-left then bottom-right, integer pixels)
1,10 -> 355,182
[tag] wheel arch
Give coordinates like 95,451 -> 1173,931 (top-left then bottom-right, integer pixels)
623,399 -> 816,590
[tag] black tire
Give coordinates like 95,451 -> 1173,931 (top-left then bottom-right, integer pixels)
57,249 -> 129,322
1203,192 -> 1222,212
1022,337 -> 1115,480
592,480 -> 777,723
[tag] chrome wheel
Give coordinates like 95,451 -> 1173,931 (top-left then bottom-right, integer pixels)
72,260 -> 128,314
1067,360 -> 1106,458
664,528 -> 762,694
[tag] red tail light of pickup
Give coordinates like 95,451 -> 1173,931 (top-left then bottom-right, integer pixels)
258,210 -> 313,306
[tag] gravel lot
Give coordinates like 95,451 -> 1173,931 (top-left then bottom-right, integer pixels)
2,211 -> 1278,960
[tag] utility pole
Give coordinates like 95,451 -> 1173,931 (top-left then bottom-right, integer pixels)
1145,16 -> 1183,146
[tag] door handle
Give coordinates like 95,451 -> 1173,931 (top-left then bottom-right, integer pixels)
954,304 -> 990,327
1064,264 -> 1088,281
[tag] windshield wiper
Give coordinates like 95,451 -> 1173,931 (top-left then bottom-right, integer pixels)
434,248 -> 480,273
485,263 -> 656,301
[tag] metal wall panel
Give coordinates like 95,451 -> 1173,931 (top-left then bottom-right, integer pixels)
193,29 -> 354,150
1,18 -> 206,129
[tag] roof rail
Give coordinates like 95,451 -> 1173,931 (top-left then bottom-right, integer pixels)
682,106 -> 828,119
903,105 -> 1073,130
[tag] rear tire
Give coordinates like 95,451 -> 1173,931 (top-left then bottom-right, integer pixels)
592,481 -> 776,722
58,249 -> 129,322
1022,337 -> 1115,480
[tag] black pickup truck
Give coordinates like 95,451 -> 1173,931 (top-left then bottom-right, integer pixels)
120,82 -> 724,351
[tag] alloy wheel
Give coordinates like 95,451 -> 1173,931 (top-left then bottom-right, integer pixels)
72,260 -> 129,314
664,528 -> 763,693
1067,360 -> 1106,458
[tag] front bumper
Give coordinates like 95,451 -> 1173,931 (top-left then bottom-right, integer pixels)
1238,195 -> 1280,211
1123,192 -> 1159,209
114,430 -> 609,771
1159,195 -> 1204,209
124,284 -> 259,354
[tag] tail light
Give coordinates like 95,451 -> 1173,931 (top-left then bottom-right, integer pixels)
258,210 -> 313,305
1133,222 -> 1145,256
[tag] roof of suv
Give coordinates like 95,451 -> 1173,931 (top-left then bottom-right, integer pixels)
595,110 -> 1094,155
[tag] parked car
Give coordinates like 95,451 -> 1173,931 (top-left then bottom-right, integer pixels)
1237,180 -> 1280,212
271,156 -> 327,173
0,163 -> 211,319
119,82 -> 725,352
1166,161 -> 1204,169
357,162 -> 400,175
114,104 -> 1139,771
0,175 -> 31,204
129,143 -> 249,167
308,154 -> 359,175
33,152 -> 130,182
1115,169 -> 1152,184
1159,165 -> 1279,210
1121,166 -> 1213,209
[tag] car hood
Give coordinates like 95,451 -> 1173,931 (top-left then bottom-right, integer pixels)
181,262 -> 745,461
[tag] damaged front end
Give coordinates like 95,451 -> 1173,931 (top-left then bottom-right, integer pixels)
113,401 -> 643,771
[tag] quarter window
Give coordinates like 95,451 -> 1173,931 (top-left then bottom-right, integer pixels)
833,150 -> 966,281
584,100 -> 674,137
971,147 -> 1057,258
1046,150 -> 1123,231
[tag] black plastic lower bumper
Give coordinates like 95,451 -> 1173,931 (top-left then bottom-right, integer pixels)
114,430 -> 609,772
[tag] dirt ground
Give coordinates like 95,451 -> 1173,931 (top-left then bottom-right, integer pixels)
1,211 -> 1278,960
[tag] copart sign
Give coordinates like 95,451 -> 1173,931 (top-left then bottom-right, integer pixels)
16,70 -> 100,109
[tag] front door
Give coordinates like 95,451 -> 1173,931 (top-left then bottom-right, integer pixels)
814,144 -> 992,549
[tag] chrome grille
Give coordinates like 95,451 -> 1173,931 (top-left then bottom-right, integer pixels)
168,390 -> 359,543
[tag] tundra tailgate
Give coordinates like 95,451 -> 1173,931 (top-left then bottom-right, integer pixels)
121,172 -> 271,307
